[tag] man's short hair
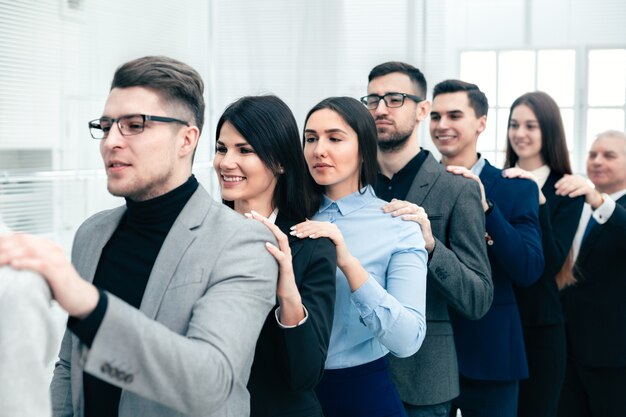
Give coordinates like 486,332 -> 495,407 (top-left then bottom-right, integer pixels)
368,61 -> 427,97
594,129 -> 626,153
432,79 -> 488,118
111,56 -> 205,134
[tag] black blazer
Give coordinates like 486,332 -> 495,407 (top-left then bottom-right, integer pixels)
561,194 -> 626,367
248,213 -> 336,417
514,172 -> 584,327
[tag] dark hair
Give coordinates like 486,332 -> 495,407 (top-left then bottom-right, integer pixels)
303,97 -> 378,191
432,79 -> 488,118
504,91 -> 572,176
368,61 -> 427,97
111,56 -> 205,134
216,95 -> 321,220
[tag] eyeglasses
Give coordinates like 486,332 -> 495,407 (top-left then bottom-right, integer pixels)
360,93 -> 424,110
88,114 -> 190,139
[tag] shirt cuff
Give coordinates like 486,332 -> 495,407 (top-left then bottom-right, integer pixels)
592,193 -> 615,224
67,289 -> 108,347
275,305 -> 309,328
351,276 -> 385,318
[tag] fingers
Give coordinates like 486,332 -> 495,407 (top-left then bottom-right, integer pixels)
291,220 -> 341,243
247,210 -> 291,253
502,167 -> 533,180
382,200 -> 423,217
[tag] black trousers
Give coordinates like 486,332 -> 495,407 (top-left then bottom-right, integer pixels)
557,361 -> 626,417
518,324 -> 566,417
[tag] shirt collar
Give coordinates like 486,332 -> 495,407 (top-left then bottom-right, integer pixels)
610,187 -> 626,201
318,185 -> 376,216
470,153 -> 486,176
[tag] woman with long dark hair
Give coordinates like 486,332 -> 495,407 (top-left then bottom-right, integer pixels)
214,95 -> 336,417
292,97 -> 428,417
502,91 -> 584,417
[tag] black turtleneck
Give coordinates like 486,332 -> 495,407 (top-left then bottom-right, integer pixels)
68,175 -> 198,417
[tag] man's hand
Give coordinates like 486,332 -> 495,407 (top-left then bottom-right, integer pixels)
555,174 -> 604,208
383,199 -> 435,254
447,165 -> 489,212
0,233 -> 99,318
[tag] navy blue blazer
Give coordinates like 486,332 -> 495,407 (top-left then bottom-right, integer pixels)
451,160 -> 544,380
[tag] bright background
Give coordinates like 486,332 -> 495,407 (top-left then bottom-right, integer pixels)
1,0 -> 625,250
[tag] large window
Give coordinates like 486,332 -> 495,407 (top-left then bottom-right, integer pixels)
460,49 -> 576,168
460,48 -> 626,172
586,49 -> 626,150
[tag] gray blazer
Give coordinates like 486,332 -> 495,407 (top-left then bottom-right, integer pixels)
50,186 -> 278,417
388,152 -> 493,406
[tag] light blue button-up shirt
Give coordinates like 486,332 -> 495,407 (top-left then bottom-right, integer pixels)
312,186 -> 428,369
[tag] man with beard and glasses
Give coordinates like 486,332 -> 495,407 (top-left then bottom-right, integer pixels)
362,61 -> 493,417
0,56 -> 278,417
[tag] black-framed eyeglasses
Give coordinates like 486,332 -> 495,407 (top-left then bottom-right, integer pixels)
88,114 -> 190,139
360,93 -> 424,110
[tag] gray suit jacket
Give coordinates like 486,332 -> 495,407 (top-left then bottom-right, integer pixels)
388,152 -> 492,406
0,221 -> 56,417
50,185 -> 278,417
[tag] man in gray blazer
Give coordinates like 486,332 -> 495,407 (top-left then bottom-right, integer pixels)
363,62 -> 493,416
0,219 -> 57,417
0,56 -> 278,417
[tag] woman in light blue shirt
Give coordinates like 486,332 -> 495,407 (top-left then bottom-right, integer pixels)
292,97 -> 428,417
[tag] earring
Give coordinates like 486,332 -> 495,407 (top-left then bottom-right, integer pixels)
278,168 -> 285,174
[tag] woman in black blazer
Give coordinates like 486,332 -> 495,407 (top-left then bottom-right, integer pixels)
213,95 -> 336,416
502,91 -> 584,417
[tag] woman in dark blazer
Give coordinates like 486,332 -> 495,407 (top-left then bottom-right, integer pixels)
502,91 -> 584,417
213,95 -> 336,417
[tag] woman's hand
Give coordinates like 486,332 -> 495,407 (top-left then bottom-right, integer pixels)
291,220 -> 352,268
502,167 -> 546,204
382,199 -> 435,253
247,210 -> 304,326
292,219 -> 367,291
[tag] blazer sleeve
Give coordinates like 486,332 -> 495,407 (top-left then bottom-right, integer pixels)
0,271 -> 56,417
539,193 -> 584,279
486,178 -> 544,287
78,223 -> 278,416
275,237 -> 336,392
427,180 -> 493,320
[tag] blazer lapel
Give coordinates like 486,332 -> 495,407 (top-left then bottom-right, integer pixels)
479,160 -> 499,196
139,186 -> 213,319
75,206 -> 125,284
577,194 -> 626,264
405,153 -> 442,205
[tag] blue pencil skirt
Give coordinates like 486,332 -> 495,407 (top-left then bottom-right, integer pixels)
315,356 -> 408,417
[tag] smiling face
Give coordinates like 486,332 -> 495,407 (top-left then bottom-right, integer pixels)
303,108 -> 361,200
213,121 -> 278,215
429,91 -> 486,167
99,86 -> 195,201
508,104 -> 544,168
586,134 -> 626,194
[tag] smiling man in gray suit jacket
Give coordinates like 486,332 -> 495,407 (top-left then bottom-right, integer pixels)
0,56 -> 278,417
363,62 -> 493,417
